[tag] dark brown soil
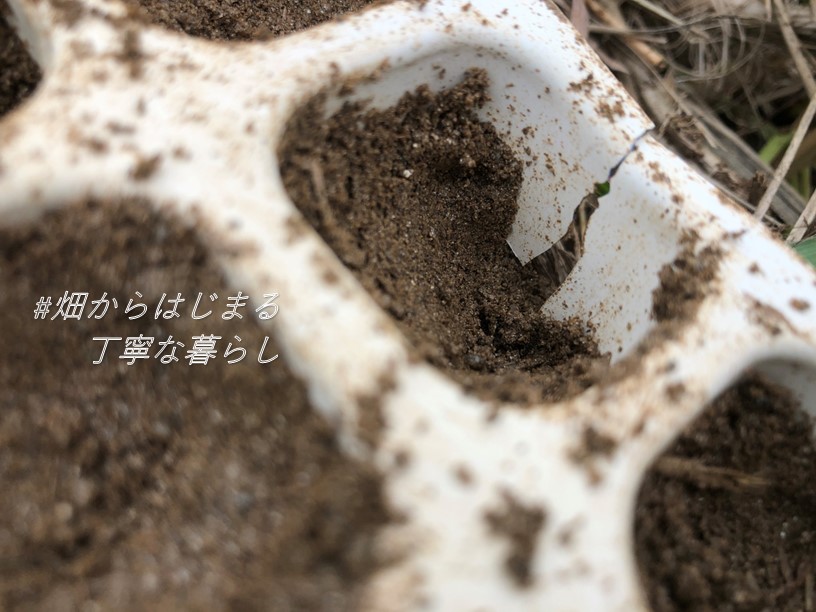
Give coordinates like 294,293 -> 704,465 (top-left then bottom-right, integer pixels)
279,70 -> 607,405
636,375 -> 816,612
0,199 -> 390,611
652,235 -> 721,325
484,491 -> 546,588
127,0 -> 377,40
0,0 -> 41,119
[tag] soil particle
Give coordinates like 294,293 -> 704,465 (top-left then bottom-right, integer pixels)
0,199 -> 391,610
127,0 -> 378,41
453,464 -> 474,486
46,0 -> 86,27
130,153 -> 162,181
748,298 -> 795,337
119,29 -> 145,79
0,1 -> 41,119
652,236 -> 721,324
790,298 -> 810,312
636,374 -> 816,612
355,371 -> 397,450
279,69 -> 607,405
569,424 -> 618,464
484,491 -> 546,588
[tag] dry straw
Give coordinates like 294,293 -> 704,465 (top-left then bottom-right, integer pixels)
565,0 -> 816,237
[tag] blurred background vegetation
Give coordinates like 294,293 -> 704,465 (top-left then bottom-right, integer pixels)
554,0 -> 816,263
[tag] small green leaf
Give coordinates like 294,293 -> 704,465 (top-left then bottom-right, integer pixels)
793,168 -> 812,199
595,181 -> 610,197
794,237 -> 816,267
758,131 -> 793,165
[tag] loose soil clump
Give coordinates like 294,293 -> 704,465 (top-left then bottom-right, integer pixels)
0,199 -> 390,610
636,375 -> 816,612
652,236 -> 721,325
127,0 -> 377,41
484,492 -> 547,588
0,0 -> 41,118
280,70 -> 607,405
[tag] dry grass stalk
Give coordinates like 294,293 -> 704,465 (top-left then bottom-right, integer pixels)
627,0 -> 685,27
771,0 -> 816,97
571,0 -> 591,38
585,0 -> 667,67
566,0 -> 815,225
787,187 -> 816,243
655,455 -> 770,492
631,55 -> 798,225
532,193 -> 600,294
754,90 -> 816,221
769,0 -> 816,241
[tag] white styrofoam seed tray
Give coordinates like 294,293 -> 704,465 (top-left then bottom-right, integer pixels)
2,0 -> 816,609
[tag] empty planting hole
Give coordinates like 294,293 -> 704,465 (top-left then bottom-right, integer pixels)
0,198 -> 390,609
126,0 -> 377,41
279,69 -> 609,405
635,372 -> 816,611
0,0 -> 41,119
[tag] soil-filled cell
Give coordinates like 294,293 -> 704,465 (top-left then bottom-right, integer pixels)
0,199 -> 390,610
636,374 -> 816,611
127,0 -> 377,41
0,1 -> 41,119
280,69 -> 609,405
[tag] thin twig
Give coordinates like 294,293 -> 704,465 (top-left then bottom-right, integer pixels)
625,0 -> 685,27
771,0 -> 816,241
571,0 -> 590,39
754,90 -> 816,221
787,187 -> 816,243
585,0 -> 666,67
678,93 -> 802,224
772,0 -> 816,97
655,456 -> 770,492
588,24 -> 668,43
308,159 -> 328,207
